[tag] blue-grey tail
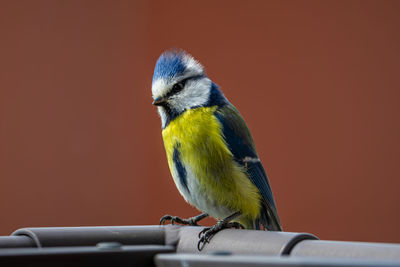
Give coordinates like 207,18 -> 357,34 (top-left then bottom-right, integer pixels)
254,201 -> 282,231
245,161 -> 282,231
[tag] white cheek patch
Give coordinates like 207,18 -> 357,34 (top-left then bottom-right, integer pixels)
170,78 -> 211,113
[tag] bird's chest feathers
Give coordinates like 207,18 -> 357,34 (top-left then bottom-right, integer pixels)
161,106 -> 234,216
162,106 -> 231,178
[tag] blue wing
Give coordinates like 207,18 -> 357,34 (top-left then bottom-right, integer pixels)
215,104 -> 282,231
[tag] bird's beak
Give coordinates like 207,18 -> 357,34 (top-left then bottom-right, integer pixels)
152,96 -> 166,106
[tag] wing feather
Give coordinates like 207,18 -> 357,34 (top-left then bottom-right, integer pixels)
215,104 -> 282,230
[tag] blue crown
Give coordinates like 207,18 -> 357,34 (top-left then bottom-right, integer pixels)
152,50 -> 187,83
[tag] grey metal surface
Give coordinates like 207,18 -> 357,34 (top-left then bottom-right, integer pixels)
291,239 -> 400,261
1,225 -> 399,265
171,226 -> 318,255
0,245 -> 174,267
12,225 -> 165,248
155,254 -> 400,267
0,236 -> 36,248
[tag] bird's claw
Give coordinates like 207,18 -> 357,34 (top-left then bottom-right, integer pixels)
160,215 -> 173,225
159,215 -> 199,226
197,221 -> 245,251
197,227 -> 213,250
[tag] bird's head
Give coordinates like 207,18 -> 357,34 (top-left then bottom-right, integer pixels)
151,50 -> 221,128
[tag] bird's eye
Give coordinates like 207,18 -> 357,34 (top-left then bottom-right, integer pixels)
170,80 -> 186,95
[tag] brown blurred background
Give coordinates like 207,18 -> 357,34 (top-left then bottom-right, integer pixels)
1,0 -> 399,243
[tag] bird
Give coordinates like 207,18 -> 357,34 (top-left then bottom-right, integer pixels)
151,50 -> 282,250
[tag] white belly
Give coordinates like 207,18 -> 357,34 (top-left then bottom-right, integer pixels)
171,162 -> 233,219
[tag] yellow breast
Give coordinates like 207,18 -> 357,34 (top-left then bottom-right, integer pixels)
162,106 -> 261,220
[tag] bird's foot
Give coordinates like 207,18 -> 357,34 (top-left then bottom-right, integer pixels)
160,213 -> 208,226
197,221 -> 244,251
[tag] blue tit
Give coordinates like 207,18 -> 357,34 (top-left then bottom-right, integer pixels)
152,50 -> 282,250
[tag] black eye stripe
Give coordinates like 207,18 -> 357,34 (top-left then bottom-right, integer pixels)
165,82 -> 184,98
165,74 -> 205,98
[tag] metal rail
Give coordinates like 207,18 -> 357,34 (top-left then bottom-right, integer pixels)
0,225 -> 399,266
